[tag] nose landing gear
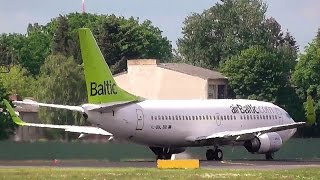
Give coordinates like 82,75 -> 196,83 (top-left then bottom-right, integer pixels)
206,148 -> 223,161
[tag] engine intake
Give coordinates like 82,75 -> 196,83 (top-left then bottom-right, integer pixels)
244,132 -> 283,154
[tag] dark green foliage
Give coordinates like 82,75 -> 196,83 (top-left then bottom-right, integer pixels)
0,84 -> 17,140
177,0 -> 297,69
292,29 -> 320,137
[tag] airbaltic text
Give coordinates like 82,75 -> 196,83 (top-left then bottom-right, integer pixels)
230,104 -> 274,114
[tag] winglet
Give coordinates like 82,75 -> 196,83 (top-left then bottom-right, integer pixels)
3,99 -> 26,126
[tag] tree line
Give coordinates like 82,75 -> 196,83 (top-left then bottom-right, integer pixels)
0,0 -> 319,139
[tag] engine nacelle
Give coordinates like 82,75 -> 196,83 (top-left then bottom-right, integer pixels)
244,132 -> 283,154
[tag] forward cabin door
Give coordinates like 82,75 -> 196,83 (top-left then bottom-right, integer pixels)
136,109 -> 144,130
275,108 -> 283,125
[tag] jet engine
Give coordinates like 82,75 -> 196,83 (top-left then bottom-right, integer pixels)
244,132 -> 283,154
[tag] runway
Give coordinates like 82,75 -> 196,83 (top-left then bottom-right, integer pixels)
1,159 -> 320,169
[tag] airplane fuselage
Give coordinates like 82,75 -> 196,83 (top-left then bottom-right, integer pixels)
85,99 -> 296,147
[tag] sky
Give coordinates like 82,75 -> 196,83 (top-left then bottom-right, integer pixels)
0,0 -> 319,52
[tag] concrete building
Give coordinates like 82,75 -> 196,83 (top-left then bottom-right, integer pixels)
10,95 -> 44,141
115,59 -> 228,100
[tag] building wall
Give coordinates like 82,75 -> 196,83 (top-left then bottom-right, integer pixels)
14,112 -> 44,141
115,60 -> 218,100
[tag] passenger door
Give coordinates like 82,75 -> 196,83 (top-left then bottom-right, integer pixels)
136,109 -> 144,130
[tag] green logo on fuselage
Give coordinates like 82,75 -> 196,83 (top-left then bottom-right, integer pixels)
90,80 -> 117,96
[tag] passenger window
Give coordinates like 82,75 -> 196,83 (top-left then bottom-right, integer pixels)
199,116 -> 202,120
247,115 -> 249,120
182,116 -> 185,120
165,116 -> 168,120
221,116 -> 224,120
203,116 -> 206,120
213,116 -> 216,120
175,115 -> 178,120
186,116 -> 188,120
216,116 -> 219,120
210,116 -> 212,120
155,116 -> 157,120
161,116 -> 164,120
234,115 -> 236,120
158,115 -> 161,120
206,115 -> 209,120
196,116 -> 198,120
179,116 -> 181,120
269,115 -> 272,119
151,116 -> 153,120
240,115 -> 243,120
192,116 -> 195,120
169,116 -> 171,120
250,115 -> 252,120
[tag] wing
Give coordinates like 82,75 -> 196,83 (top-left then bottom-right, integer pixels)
4,99 -> 112,136
187,122 -> 305,143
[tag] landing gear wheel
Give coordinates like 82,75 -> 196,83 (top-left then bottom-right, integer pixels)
214,149 -> 223,161
265,153 -> 274,160
157,153 -> 172,160
206,149 -> 215,161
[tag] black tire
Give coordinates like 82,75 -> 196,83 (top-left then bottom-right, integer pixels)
265,153 -> 274,160
214,149 -> 223,161
206,149 -> 215,161
157,153 -> 172,160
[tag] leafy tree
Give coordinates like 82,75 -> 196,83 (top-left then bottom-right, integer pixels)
0,66 -> 36,97
50,13 -> 172,69
177,0 -> 297,69
35,54 -> 86,140
291,29 -> 320,136
0,84 -> 17,140
221,46 -> 284,101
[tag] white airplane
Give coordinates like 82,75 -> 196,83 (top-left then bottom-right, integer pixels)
4,28 -> 306,161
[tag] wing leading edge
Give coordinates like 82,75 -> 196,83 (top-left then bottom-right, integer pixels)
3,99 -> 112,136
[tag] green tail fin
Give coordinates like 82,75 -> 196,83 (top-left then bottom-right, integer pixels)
306,95 -> 316,125
3,99 -> 26,126
79,28 -> 139,104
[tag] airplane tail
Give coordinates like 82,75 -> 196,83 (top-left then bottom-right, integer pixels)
79,28 -> 140,104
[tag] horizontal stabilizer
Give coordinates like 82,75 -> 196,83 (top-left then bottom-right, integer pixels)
14,100 -> 84,113
4,99 -> 112,136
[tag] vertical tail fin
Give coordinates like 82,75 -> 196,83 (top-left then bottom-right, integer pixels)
79,28 -> 139,104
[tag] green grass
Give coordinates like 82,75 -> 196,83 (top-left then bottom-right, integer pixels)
0,167 -> 319,180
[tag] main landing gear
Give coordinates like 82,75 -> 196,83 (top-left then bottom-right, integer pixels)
149,147 -> 172,160
206,148 -> 223,161
265,152 -> 274,160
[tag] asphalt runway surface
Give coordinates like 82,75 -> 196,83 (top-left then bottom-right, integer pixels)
0,159 -> 320,169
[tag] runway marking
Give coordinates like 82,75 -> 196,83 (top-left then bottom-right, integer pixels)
220,161 -> 255,166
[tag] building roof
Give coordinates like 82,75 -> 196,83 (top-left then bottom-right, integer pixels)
158,63 -> 228,80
